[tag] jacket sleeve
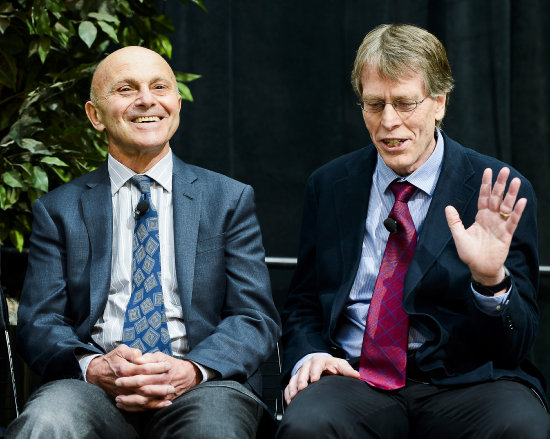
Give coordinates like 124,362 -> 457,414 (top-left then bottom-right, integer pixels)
183,185 -> 281,382
16,198 -> 102,381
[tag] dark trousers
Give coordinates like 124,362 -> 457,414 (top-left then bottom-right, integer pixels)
276,375 -> 550,439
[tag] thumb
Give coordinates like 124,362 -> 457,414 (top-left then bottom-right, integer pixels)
445,205 -> 464,237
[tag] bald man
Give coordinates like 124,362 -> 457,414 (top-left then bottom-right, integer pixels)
7,47 -> 280,439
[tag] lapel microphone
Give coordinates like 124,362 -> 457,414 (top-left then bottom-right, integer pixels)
383,217 -> 398,234
135,199 -> 150,218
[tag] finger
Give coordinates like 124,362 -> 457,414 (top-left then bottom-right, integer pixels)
115,372 -> 171,389
499,177 -> 521,215
122,361 -> 172,378
505,197 -> 527,235
295,362 -> 312,392
489,167 -> 510,212
335,361 -> 360,378
116,344 -> 143,361
134,352 -> 169,364
308,358 -> 327,383
285,375 -> 299,404
445,205 -> 465,238
478,168 -> 493,211
116,394 -> 172,412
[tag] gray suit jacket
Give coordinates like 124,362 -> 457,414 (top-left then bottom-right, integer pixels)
17,155 -> 281,396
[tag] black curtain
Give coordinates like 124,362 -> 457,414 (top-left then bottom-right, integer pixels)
157,0 -> 550,381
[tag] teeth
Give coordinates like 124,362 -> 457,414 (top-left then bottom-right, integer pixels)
134,116 -> 161,123
384,139 -> 404,147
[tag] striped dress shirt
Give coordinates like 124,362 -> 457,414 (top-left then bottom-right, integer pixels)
293,128 -> 509,374
79,151 -> 212,380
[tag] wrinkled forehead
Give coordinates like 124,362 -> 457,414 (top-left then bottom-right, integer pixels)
361,63 -> 426,94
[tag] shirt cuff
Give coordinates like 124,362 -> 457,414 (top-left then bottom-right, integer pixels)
291,352 -> 332,377
77,353 -> 102,382
190,360 -> 218,383
471,284 -> 511,315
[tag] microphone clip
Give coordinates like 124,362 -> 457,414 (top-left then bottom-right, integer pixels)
135,199 -> 150,219
383,217 -> 398,234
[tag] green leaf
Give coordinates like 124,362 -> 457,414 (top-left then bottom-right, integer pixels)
177,82 -> 194,102
21,138 -> 50,154
2,170 -> 24,188
35,9 -> 51,36
152,34 -> 172,58
116,0 -> 132,17
0,17 -> 9,34
0,185 -> 6,209
27,187 -> 44,205
3,187 -> 19,209
50,166 -> 72,183
38,37 -> 51,63
9,228 -> 24,252
0,3 -> 15,13
78,21 -> 97,48
54,21 -> 70,35
175,72 -> 201,83
88,12 -> 119,24
31,166 -> 48,192
41,156 -> 68,167
97,21 -> 118,43
192,0 -> 208,12
8,116 -> 41,144
18,162 -> 33,178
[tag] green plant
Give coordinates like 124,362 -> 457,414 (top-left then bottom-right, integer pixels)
0,0 -> 204,251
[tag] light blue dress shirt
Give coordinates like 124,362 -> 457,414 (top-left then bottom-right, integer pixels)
292,129 -> 510,375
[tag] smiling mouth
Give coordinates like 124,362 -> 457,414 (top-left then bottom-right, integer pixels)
382,139 -> 406,147
132,116 -> 162,123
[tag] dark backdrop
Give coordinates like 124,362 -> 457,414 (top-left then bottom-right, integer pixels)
156,0 -> 550,378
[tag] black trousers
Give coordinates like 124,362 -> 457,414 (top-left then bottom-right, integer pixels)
276,375 -> 550,439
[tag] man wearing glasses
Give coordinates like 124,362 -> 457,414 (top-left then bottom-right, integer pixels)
277,24 -> 550,438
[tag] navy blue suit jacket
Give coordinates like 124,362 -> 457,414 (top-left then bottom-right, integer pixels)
282,132 -> 545,401
17,155 -> 281,396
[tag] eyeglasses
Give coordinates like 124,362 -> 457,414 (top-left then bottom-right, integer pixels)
357,96 -> 428,113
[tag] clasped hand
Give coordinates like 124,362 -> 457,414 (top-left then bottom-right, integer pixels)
87,344 -> 200,412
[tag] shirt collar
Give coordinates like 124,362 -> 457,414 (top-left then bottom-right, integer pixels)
375,127 -> 444,197
108,150 -> 173,195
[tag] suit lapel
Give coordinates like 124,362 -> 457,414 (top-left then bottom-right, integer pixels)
404,134 -> 478,300
329,147 -> 377,330
171,157 -> 200,323
81,163 -> 113,328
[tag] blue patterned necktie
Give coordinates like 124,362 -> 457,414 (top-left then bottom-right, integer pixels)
122,175 -> 172,355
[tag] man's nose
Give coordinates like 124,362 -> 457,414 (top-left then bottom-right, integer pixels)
135,88 -> 155,107
380,103 -> 402,130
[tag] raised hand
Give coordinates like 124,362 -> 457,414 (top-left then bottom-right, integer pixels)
445,167 -> 526,288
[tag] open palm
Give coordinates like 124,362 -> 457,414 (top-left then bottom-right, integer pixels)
445,167 -> 526,286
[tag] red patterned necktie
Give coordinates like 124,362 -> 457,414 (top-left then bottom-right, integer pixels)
359,181 -> 417,390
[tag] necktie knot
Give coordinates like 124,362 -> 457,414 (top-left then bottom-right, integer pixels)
130,175 -> 151,195
390,181 -> 416,203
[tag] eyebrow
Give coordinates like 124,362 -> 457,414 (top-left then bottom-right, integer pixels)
110,77 -> 174,89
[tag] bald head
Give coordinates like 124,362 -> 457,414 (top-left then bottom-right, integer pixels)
84,45 -> 182,172
90,46 -> 178,104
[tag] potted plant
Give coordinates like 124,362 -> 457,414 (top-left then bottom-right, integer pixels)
0,0 -> 203,255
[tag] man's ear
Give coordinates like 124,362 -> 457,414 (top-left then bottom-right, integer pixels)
85,101 -> 105,132
434,93 -> 447,122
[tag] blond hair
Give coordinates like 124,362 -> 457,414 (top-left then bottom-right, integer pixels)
351,24 -> 454,126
